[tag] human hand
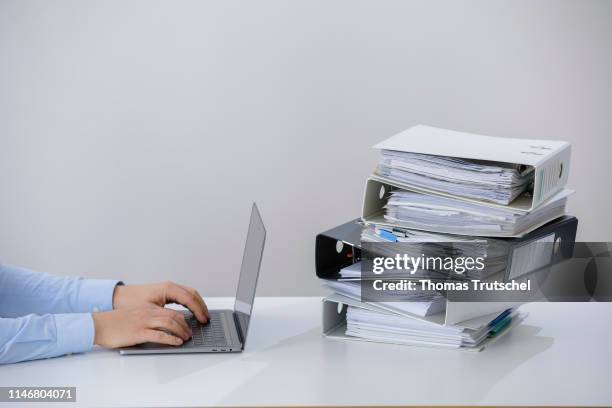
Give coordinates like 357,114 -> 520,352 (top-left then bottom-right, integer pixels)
92,306 -> 192,349
112,281 -> 209,323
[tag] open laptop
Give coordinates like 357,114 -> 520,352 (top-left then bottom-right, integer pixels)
119,203 -> 266,355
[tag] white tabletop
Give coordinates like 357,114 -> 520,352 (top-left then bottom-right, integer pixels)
1,297 -> 611,407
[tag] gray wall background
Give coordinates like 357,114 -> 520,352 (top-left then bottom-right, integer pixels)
1,0 -> 611,296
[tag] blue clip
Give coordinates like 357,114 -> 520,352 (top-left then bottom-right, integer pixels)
377,229 -> 398,242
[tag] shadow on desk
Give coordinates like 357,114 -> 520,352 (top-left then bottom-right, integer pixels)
216,323 -> 554,406
126,312 -> 321,385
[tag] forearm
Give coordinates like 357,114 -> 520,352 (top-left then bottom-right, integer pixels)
0,264 -> 119,317
0,314 -> 94,365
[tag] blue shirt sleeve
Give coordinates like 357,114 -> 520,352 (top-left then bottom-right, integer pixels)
0,264 -> 120,364
0,313 -> 94,364
0,264 -> 120,317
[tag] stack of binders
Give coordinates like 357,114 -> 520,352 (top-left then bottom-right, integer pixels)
316,125 -> 578,351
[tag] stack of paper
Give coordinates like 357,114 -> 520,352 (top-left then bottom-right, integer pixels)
383,189 -> 569,237
324,279 -> 446,317
318,125 -> 574,351
359,225 -> 510,279
346,306 -> 520,350
338,259 -> 457,281
376,150 -> 534,205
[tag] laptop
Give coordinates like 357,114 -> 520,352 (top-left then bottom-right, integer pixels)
119,203 -> 266,355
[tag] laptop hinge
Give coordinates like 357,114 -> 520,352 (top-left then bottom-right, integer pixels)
232,312 -> 245,347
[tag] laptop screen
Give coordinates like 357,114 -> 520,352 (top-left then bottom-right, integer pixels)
233,203 -> 266,345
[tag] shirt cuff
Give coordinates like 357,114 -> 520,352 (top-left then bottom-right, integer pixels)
54,313 -> 95,356
77,279 -> 122,312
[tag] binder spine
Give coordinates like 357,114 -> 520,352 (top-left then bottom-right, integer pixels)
533,145 -> 571,207
505,216 -> 578,281
315,219 -> 363,280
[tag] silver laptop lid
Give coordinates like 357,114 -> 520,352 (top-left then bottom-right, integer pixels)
233,203 -> 266,347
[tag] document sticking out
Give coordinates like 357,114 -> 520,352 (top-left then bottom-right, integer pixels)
382,188 -> 570,237
376,150 -> 534,205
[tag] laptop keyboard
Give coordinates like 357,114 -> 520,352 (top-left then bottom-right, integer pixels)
183,310 -> 229,348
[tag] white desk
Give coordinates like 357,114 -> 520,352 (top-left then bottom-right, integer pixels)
1,297 -> 611,407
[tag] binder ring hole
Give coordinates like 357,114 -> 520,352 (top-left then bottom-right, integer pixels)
379,185 -> 385,200
558,163 -> 564,179
337,302 -> 343,314
336,240 -> 344,253
554,236 -> 562,255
